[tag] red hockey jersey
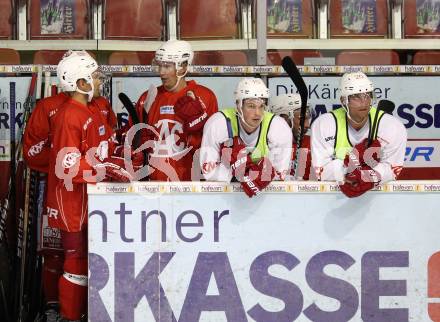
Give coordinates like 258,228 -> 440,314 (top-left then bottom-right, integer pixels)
47,98 -> 113,232
24,94 -> 116,173
134,80 -> 218,181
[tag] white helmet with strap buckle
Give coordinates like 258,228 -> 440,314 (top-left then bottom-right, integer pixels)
234,77 -> 270,108
57,50 -> 98,101
234,78 -> 270,128
154,40 -> 194,68
268,93 -> 302,118
340,71 -> 373,104
340,71 -> 375,124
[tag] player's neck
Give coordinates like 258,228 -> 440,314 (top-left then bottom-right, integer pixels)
71,92 -> 89,106
348,116 -> 368,131
168,78 -> 187,93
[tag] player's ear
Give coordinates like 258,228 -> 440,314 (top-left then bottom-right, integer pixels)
76,78 -> 88,90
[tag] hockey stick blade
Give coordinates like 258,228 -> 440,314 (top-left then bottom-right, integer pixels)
368,99 -> 395,147
281,56 -> 308,141
282,56 -> 309,179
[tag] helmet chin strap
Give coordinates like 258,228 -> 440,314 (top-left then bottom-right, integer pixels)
166,65 -> 188,92
236,101 -> 254,130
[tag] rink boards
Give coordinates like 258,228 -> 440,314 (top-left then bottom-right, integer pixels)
88,181 -> 440,322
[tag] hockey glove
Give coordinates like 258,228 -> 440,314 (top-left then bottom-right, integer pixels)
344,138 -> 381,171
240,157 -> 276,198
340,164 -> 381,198
220,136 -> 253,178
94,156 -> 133,183
174,92 -> 208,133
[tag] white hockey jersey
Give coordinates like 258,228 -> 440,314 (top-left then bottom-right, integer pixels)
311,112 -> 407,183
200,112 -> 293,182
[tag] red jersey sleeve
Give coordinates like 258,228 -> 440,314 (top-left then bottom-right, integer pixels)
23,93 -> 68,173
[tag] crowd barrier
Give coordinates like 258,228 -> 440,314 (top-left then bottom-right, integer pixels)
88,181 -> 440,322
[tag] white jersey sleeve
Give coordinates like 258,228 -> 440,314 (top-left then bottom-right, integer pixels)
373,114 -> 407,182
200,112 -> 233,182
267,116 -> 293,179
311,113 -> 346,181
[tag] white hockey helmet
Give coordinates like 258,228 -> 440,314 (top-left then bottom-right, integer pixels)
154,39 -> 194,68
234,78 -> 270,109
268,93 -> 302,118
340,71 -> 374,104
57,50 -> 98,101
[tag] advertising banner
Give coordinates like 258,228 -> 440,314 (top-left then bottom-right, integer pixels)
40,0 -> 76,35
88,182 -> 440,322
342,0 -> 377,34
267,0 -> 303,33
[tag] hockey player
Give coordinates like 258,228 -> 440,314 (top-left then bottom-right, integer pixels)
131,39 -> 218,181
200,78 -> 292,197
311,71 -> 407,198
23,50 -> 117,321
45,52 -> 137,321
267,93 -> 312,180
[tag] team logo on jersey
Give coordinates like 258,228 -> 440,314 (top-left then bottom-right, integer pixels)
96,141 -> 109,161
151,119 -> 191,158
99,125 -> 105,136
325,135 -> 335,142
83,117 -> 92,130
62,152 -> 81,169
28,139 -> 47,157
160,105 -> 175,114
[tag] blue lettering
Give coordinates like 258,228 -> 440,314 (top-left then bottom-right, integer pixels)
248,251 -> 303,322
410,146 -> 434,161
0,113 -> 9,129
304,251 -> 358,322
415,104 -> 433,128
397,104 -> 415,128
435,104 -> 440,128
276,85 -> 288,95
179,252 -> 247,322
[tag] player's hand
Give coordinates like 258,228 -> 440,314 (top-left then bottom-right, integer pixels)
340,164 -> 381,198
94,156 -> 133,183
220,136 -> 252,178
174,91 -> 208,133
240,158 -> 276,198
344,138 -> 381,171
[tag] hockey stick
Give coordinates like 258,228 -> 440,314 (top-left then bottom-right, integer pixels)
281,56 -> 308,179
118,93 -> 141,148
368,99 -> 395,147
15,73 -> 38,322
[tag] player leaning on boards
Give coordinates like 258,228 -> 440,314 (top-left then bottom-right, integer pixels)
200,78 -> 292,197
267,93 -> 312,180
311,72 -> 407,198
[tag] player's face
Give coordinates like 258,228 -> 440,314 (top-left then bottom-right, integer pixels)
347,92 -> 372,123
241,98 -> 266,132
92,70 -> 106,97
156,61 -> 179,90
